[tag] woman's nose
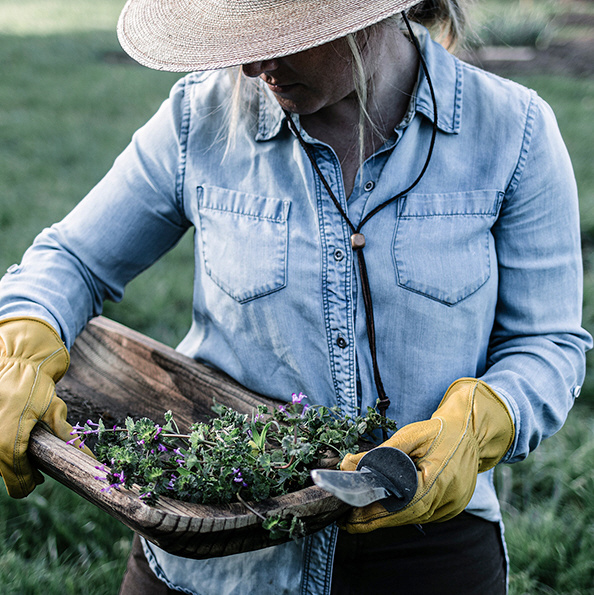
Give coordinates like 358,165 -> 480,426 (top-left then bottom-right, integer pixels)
242,58 -> 279,77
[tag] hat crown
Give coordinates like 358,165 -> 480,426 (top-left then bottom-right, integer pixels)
118,0 -> 423,71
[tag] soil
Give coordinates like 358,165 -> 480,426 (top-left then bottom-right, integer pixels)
460,0 -> 594,78
461,36 -> 594,78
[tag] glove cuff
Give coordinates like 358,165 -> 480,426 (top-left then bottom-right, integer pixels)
442,378 -> 515,472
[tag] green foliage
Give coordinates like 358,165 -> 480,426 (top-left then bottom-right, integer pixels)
497,406 -> 594,594
0,0 -> 593,591
465,0 -> 571,49
85,397 -> 397,539
0,476 -> 131,595
0,0 -> 126,35
469,8 -> 555,49
0,4 -> 191,347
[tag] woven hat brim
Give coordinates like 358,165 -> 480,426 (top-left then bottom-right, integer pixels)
117,0 -> 423,72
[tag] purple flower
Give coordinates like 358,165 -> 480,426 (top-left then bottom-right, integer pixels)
86,420 -> 100,428
291,392 -> 307,405
232,467 -> 248,487
157,443 -> 168,452
100,482 -> 121,494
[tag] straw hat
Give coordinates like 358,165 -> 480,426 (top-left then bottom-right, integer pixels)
117,0 -> 424,72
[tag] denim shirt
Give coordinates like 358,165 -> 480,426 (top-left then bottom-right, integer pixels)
0,29 -> 590,595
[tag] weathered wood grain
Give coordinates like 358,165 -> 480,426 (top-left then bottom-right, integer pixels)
28,317 -> 349,559
55,316 -> 280,428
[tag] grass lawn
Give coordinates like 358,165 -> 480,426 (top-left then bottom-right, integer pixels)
0,477 -> 132,595
1,1 -> 593,593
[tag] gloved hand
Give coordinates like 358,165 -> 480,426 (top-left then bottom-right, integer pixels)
341,378 -> 514,532
0,317 -> 93,498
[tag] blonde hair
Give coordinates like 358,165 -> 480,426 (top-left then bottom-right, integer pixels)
407,0 -> 468,51
345,31 -> 374,168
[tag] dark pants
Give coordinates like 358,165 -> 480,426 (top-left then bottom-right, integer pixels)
331,512 -> 507,595
120,513 -> 506,594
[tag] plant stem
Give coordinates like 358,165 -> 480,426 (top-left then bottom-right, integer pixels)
235,492 -> 266,521
273,455 -> 296,470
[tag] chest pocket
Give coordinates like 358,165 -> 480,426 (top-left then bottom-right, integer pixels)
197,186 -> 291,303
393,190 -> 503,305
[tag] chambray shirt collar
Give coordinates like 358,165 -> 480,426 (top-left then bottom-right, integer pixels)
414,27 -> 462,134
254,26 -> 462,142
254,82 -> 285,141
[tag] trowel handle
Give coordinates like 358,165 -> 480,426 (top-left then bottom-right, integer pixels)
356,447 -> 418,512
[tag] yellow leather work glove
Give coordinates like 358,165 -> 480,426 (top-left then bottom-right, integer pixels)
341,378 -> 514,533
0,317 -> 93,498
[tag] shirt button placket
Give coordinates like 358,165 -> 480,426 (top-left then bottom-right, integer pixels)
336,335 -> 348,349
316,149 -> 357,416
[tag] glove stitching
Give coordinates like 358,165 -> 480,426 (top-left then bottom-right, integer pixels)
37,349 -> 65,418
402,388 -> 477,513
412,418 -> 444,466
347,380 -> 497,529
348,508 -> 394,525
13,348 -> 65,493
476,382 -> 515,470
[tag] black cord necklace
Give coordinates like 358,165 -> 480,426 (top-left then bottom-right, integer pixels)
284,15 -> 439,428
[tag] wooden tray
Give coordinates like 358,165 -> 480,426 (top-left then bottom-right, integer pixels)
28,317 -> 349,559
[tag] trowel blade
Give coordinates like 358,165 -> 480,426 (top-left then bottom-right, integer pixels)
311,467 -> 392,507
311,447 -> 418,511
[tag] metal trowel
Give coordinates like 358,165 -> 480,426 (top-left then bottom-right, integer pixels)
311,447 -> 418,512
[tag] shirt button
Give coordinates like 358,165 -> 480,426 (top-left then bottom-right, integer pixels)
336,336 -> 348,349
334,249 -> 345,261
364,180 -> 375,192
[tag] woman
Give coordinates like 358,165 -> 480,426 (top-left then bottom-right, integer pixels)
0,0 -> 589,593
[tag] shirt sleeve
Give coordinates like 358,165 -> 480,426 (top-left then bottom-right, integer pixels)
0,77 -> 192,348
481,91 -> 592,463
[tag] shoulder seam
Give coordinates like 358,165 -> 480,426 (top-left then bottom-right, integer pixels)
504,89 -> 539,202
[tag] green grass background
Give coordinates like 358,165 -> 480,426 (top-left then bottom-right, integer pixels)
0,1 -> 593,593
